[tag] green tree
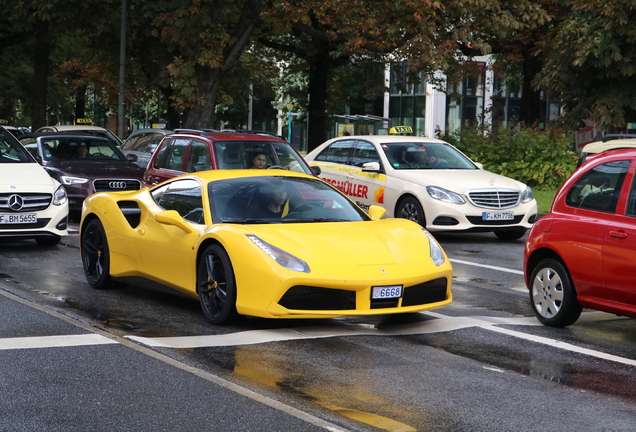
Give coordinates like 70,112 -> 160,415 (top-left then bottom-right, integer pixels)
536,0 -> 636,129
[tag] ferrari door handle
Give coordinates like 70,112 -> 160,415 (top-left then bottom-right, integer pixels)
609,230 -> 628,239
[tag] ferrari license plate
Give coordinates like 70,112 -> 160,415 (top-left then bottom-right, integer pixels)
0,213 -> 37,224
372,285 -> 403,299
482,211 -> 514,221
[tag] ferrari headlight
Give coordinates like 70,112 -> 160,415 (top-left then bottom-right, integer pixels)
423,229 -> 445,266
247,235 -> 310,273
60,175 -> 89,185
520,186 -> 535,203
53,185 -> 68,206
426,186 -> 465,204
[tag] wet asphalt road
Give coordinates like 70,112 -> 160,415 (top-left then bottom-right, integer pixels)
1,227 -> 636,431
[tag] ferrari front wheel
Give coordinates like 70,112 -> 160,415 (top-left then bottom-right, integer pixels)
81,218 -> 112,289
198,244 -> 238,325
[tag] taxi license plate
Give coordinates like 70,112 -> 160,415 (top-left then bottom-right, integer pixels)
482,211 -> 514,221
372,285 -> 402,299
0,213 -> 37,224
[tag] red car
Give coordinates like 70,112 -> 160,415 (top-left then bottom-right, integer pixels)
143,129 -> 318,187
524,148 -> 636,327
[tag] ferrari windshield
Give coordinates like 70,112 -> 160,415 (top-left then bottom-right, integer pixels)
382,142 -> 477,170
209,176 -> 370,223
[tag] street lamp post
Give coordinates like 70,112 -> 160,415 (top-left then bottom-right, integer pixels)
286,103 -> 293,143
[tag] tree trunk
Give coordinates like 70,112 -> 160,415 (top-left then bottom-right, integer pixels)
183,67 -> 222,129
74,86 -> 87,120
520,54 -> 543,126
307,48 -> 330,152
31,20 -> 49,130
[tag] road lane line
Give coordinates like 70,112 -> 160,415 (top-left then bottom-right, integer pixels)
0,288 -> 349,431
450,258 -> 524,275
483,325 -> 636,367
127,311 -> 636,368
0,334 -> 117,350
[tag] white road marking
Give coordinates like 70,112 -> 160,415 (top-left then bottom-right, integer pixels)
126,311 -> 636,368
0,333 -> 117,350
450,258 -> 524,275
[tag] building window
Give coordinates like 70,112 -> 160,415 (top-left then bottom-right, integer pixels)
446,62 -> 486,132
389,62 -> 426,136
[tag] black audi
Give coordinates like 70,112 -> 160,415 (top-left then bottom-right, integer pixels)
19,132 -> 145,213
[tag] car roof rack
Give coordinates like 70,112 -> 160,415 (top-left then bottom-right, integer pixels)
173,128 -> 211,137
221,129 -> 284,139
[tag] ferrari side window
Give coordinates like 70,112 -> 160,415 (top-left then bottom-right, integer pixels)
155,179 -> 205,224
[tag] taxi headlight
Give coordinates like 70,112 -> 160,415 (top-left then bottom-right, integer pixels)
60,175 -> 89,185
423,229 -> 445,266
520,186 -> 535,204
247,235 -> 310,273
53,185 -> 68,206
426,186 -> 465,204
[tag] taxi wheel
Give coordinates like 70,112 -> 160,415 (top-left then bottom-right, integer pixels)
529,258 -> 582,327
81,219 -> 112,289
397,197 -> 425,226
198,244 -> 238,325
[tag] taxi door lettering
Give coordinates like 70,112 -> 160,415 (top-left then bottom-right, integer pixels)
325,178 -> 368,199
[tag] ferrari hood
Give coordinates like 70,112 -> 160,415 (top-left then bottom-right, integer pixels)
243,219 -> 432,268
394,169 -> 527,193
0,163 -> 59,191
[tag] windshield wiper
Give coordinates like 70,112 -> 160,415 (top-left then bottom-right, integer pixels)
281,218 -> 350,223
222,218 -> 275,224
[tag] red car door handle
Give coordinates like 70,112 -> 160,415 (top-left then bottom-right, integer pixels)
609,230 -> 628,239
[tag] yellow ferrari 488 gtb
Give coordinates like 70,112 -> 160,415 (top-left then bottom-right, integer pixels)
80,170 -> 452,325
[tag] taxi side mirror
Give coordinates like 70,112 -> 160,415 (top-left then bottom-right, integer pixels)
361,162 -> 381,173
155,210 -> 195,233
310,165 -> 322,176
367,205 -> 386,220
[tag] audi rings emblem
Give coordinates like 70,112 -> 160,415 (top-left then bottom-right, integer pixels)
8,194 -> 24,211
109,181 -> 128,189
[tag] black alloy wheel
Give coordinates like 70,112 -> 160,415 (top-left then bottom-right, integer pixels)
198,244 -> 238,325
396,196 -> 425,226
81,219 -> 112,289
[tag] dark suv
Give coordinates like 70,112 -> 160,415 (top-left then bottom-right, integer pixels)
143,129 -> 319,187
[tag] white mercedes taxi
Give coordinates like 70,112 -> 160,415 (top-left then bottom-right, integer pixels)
0,127 -> 68,245
305,135 -> 538,240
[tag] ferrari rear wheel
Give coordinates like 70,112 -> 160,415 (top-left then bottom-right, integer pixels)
81,218 -> 112,289
198,244 -> 238,325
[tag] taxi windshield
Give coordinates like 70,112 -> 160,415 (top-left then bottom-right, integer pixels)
208,176 -> 369,224
382,142 -> 477,170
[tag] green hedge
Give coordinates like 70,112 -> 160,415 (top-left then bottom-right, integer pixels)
441,127 -> 578,191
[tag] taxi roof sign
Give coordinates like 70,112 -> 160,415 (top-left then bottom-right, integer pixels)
76,118 -> 93,124
389,125 -> 413,134
0,119 -> 8,125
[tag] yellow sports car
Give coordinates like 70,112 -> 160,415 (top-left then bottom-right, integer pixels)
80,170 -> 452,325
